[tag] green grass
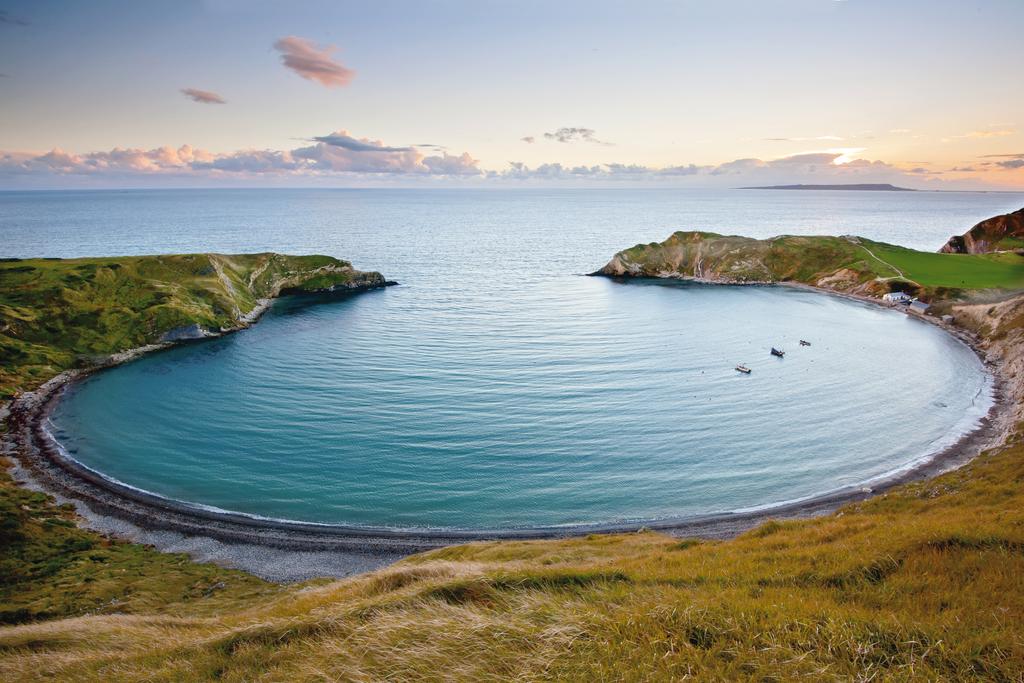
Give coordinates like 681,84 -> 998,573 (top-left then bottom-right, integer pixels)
609,232 -> 1024,298
0,253 -> 380,399
0,458 -> 279,625
865,241 -> 1024,289
2,247 -> 1024,680
993,235 -> 1024,251
0,252 -> 383,628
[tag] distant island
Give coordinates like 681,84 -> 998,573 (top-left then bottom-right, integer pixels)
740,183 -> 917,192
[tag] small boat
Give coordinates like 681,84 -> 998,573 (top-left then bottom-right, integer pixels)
735,364 -> 752,374
770,347 -> 785,357
799,340 -> 811,346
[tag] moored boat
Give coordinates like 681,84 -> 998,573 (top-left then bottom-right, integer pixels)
799,339 -> 811,346
770,347 -> 785,357
735,364 -> 752,374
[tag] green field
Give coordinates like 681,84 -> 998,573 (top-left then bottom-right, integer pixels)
863,241 -> 1024,289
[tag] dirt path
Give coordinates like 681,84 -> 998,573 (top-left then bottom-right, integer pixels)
847,238 -> 908,281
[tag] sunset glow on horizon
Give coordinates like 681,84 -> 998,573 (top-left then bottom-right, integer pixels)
1,0 -> 1022,190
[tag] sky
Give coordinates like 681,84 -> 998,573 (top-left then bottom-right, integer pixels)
1,0 -> 1023,190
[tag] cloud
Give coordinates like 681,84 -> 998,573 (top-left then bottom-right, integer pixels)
763,135 -> 844,142
422,152 -> 481,176
542,127 -> 612,145
680,151 -> 909,184
499,161 -> 712,181
977,154 -> 1024,170
311,133 -> 411,153
3,137 -> 1016,189
180,88 -> 226,104
0,129 -> 483,181
194,149 -> 298,173
657,164 -> 703,176
955,129 -> 1015,139
0,10 -> 29,26
273,36 -> 355,88
521,136 -> 535,144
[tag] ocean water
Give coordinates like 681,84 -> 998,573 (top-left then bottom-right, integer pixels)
5,188 -> 1020,528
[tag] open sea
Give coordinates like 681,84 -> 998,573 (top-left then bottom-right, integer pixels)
4,188 -> 1022,528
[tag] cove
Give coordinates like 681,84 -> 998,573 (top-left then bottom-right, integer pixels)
48,277 -> 992,529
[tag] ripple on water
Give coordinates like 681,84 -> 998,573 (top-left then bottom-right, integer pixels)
50,278 -> 992,529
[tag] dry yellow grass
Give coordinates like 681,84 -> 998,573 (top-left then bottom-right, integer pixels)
2,430 -> 1023,681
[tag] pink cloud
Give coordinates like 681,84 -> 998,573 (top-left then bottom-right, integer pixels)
273,36 -> 355,88
180,88 -> 226,104
0,133 -> 481,180
422,152 -> 481,175
1,135 -> 1018,190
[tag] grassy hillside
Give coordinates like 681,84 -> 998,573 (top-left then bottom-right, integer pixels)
598,231 -> 1024,296
0,253 -> 386,399
1,420 -> 1022,680
2,244 -> 1024,680
0,253 -> 386,625
0,469 -> 279,625
866,242 -> 1024,289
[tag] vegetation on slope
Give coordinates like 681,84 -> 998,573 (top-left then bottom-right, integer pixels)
1,423 -> 1022,680
0,253 -> 386,399
0,252 -> 385,625
597,231 -> 1024,297
2,237 -> 1024,679
0,469 -> 278,625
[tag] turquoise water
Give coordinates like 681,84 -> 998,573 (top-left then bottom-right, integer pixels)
5,188 -> 1015,528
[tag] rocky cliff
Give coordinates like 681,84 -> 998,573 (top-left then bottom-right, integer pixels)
593,231 -> 898,296
940,208 -> 1024,254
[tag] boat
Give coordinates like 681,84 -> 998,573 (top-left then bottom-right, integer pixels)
735,364 -> 752,374
799,339 -> 811,346
770,347 -> 785,357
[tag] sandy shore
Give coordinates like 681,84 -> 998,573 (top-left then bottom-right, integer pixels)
2,280 -> 1016,583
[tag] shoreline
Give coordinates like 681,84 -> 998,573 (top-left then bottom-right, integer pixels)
3,279 -> 1016,583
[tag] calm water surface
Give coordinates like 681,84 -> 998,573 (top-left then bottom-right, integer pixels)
3,188 -> 1016,528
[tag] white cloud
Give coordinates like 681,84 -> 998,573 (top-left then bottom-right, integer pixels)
541,127 -> 612,145
954,129 -> 1015,139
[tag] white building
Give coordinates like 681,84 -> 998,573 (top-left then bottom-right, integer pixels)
882,292 -> 912,304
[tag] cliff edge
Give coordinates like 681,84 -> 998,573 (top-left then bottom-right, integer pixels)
0,253 -> 391,398
595,230 -> 1024,300
940,208 -> 1024,254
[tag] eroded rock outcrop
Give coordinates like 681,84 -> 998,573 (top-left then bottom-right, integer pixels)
940,208 -> 1024,254
593,231 -> 894,297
